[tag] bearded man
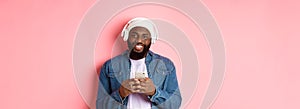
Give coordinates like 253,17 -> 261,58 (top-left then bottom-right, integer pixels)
96,17 -> 182,109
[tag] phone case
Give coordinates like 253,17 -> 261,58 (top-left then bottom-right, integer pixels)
135,72 -> 146,78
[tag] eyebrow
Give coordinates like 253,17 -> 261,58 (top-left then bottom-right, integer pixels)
130,32 -> 149,35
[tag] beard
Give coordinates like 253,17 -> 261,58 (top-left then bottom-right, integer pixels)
129,43 -> 151,60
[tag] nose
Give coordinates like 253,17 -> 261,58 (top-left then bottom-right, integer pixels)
136,35 -> 143,43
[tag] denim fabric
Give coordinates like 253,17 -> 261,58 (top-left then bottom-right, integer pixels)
96,50 -> 182,109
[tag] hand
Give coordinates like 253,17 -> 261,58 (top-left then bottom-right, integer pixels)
119,78 -> 142,98
138,78 -> 156,96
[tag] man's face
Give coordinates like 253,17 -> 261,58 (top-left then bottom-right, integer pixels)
127,27 -> 152,60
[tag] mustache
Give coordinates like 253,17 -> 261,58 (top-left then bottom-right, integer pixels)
129,42 -> 145,49
135,42 -> 144,46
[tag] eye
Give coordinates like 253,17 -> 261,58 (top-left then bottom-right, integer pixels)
130,34 -> 137,38
143,35 -> 149,39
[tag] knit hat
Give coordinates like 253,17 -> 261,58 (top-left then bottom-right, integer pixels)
121,17 -> 158,44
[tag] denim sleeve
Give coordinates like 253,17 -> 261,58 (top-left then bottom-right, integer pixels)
150,60 -> 182,109
96,62 -> 127,109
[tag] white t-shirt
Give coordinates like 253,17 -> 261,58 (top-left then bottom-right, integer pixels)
127,58 -> 151,109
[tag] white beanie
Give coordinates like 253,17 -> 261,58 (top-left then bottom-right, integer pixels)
121,17 -> 158,44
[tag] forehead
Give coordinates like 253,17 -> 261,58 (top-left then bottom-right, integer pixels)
129,27 -> 150,34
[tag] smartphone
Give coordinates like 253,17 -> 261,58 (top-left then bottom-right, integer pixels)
135,72 -> 146,79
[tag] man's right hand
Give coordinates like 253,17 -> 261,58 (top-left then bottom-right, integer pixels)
119,78 -> 141,98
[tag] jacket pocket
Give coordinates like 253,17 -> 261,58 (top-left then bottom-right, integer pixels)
108,71 -> 124,90
152,69 -> 169,87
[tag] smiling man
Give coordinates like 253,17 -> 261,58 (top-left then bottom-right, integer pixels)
96,17 -> 182,109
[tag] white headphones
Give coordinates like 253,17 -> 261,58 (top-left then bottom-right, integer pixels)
121,17 -> 159,44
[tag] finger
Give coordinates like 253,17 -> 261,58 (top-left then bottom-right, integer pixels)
132,89 -> 141,93
142,80 -> 152,85
139,88 -> 151,94
141,78 -> 152,83
129,82 -> 140,88
132,85 -> 142,89
123,84 -> 132,90
138,78 -> 146,82
140,82 -> 147,87
127,78 -> 138,83
129,79 -> 140,85
138,86 -> 146,91
131,78 -> 139,82
128,81 -> 135,85
133,80 -> 141,84
127,84 -> 142,91
125,81 -> 136,89
131,85 -> 142,93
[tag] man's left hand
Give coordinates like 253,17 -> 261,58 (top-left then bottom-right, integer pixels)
138,78 -> 156,96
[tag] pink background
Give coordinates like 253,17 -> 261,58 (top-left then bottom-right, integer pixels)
1,0 -> 299,109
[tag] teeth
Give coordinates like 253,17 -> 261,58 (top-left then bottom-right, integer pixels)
135,45 -> 143,50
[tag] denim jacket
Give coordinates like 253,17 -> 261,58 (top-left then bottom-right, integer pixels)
96,50 -> 182,109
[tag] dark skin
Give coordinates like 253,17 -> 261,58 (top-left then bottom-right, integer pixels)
119,27 -> 156,98
127,27 -> 151,60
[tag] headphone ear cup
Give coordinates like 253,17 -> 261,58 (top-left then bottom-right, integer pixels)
123,30 -> 128,41
152,23 -> 159,44
121,23 -> 130,40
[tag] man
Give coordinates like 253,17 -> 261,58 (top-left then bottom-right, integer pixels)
96,17 -> 182,109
